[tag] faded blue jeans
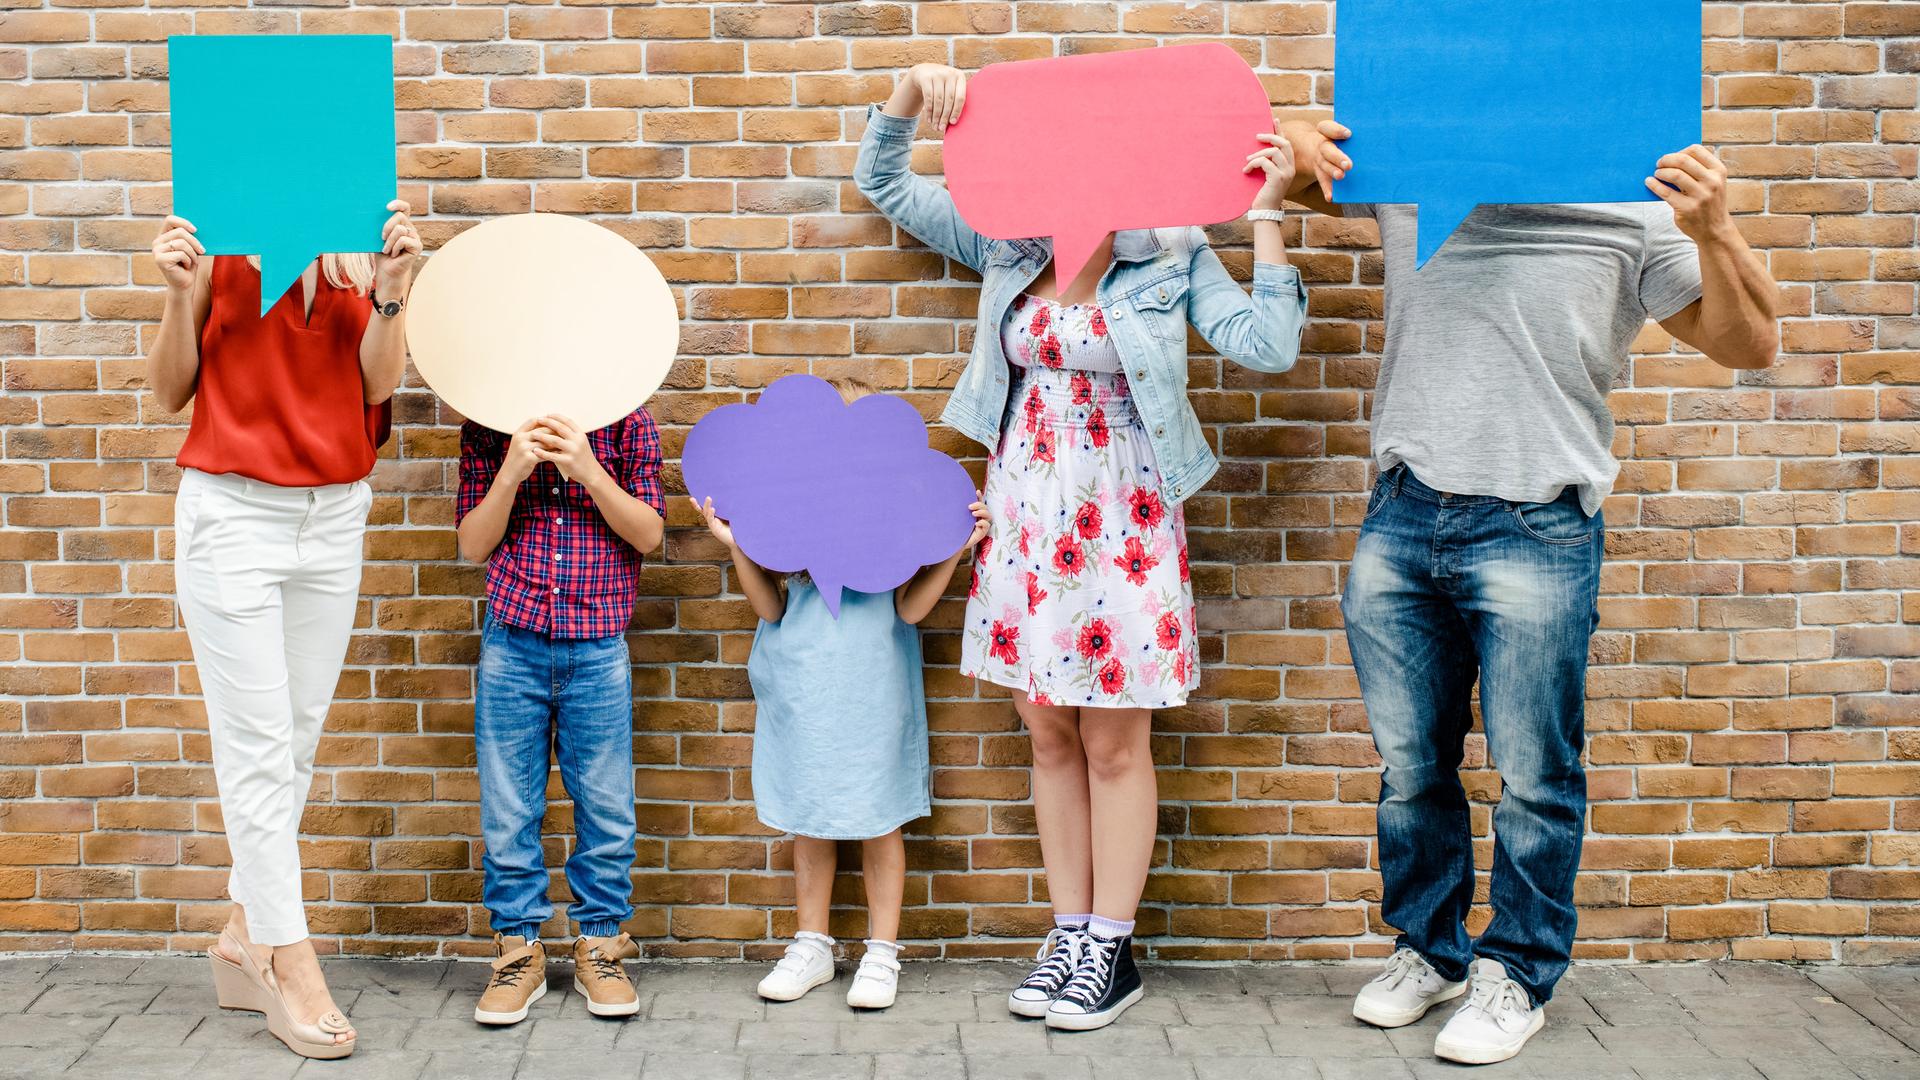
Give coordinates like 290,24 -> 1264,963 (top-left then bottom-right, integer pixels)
476,619 -> 636,940
1341,466 -> 1602,1006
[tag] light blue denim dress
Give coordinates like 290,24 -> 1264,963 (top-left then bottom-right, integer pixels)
747,578 -> 931,840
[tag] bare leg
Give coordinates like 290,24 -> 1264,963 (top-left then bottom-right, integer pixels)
1079,707 -> 1156,923
1017,694 -> 1093,918
793,835 -> 838,936
860,830 -> 906,943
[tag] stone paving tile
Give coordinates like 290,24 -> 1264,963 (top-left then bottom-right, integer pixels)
0,958 -> 1916,1080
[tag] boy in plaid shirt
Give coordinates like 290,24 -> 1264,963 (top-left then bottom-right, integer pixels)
455,409 -> 663,1024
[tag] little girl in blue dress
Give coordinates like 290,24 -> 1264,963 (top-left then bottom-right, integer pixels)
692,379 -> 989,1011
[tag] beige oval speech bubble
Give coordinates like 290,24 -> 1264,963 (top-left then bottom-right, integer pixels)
405,213 -> 678,434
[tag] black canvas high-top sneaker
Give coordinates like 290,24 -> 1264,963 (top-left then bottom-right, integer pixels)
1044,933 -> 1142,1031
1008,924 -> 1087,1017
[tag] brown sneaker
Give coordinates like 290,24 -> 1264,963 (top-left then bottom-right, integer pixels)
474,935 -> 547,1026
572,932 -> 641,1017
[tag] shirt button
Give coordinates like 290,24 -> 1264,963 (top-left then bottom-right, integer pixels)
553,553 -> 563,561
551,587 -> 559,594
553,516 -> 562,524
550,487 -> 559,495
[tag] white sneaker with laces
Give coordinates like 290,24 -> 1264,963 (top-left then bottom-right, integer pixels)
1351,946 -> 1467,1028
1433,958 -> 1545,1065
845,951 -> 899,1009
756,934 -> 835,1002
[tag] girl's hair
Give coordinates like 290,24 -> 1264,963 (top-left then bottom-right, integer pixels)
828,375 -> 879,404
245,254 -> 375,296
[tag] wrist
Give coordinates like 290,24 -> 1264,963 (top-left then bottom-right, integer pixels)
1696,215 -> 1743,249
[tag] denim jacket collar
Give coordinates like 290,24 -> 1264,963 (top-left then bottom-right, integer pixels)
1002,230 -> 1168,268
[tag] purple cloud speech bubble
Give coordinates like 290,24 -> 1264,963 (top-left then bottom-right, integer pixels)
681,374 -> 977,617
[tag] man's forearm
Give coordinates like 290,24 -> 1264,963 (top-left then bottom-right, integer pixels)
585,472 -> 664,554
1694,225 -> 1779,370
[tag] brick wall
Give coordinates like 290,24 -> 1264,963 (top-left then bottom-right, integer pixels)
1,2 -> 1917,964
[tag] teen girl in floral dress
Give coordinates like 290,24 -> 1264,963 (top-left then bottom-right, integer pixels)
858,63 -> 1306,1029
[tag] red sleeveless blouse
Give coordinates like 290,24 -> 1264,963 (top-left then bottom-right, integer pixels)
175,256 -> 391,487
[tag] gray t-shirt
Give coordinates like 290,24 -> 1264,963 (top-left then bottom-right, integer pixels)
1347,202 -> 1704,515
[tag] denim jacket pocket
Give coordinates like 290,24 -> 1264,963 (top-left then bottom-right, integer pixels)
1128,277 -> 1190,344
1509,500 -> 1595,546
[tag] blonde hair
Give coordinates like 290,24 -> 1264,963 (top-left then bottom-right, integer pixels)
828,375 -> 879,404
245,254 -> 375,296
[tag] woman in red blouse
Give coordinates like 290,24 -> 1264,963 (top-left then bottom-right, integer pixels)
145,204 -> 420,1060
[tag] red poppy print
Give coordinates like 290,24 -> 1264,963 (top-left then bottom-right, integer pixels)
1129,486 -> 1166,530
1171,652 -> 1189,687
988,620 -> 1020,666
1155,610 -> 1182,650
1031,424 -> 1057,464
1177,543 -> 1190,583
1025,571 -> 1048,615
1022,384 -> 1045,433
1069,371 -> 1093,405
1029,304 -> 1051,337
1036,334 -> 1064,370
1073,500 -> 1102,540
1076,618 -> 1116,662
1089,307 -> 1108,337
1051,534 -> 1085,578
1096,657 -> 1127,696
1086,406 -> 1110,449
977,534 -> 993,565
1031,690 -> 1054,707
1114,536 -> 1159,586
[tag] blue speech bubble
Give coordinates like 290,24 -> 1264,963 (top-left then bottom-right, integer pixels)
169,35 -> 396,314
1331,0 -> 1701,266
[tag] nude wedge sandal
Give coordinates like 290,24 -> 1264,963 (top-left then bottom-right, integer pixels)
209,933 -> 265,1013
231,939 -> 357,1060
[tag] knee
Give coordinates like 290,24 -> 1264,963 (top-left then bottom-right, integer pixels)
1081,728 -> 1149,784
1024,713 -> 1082,767
1379,760 -> 1455,806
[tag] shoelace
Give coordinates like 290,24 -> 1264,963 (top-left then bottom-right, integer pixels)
1057,936 -> 1119,1008
1370,947 -> 1427,992
489,955 -> 531,990
1458,972 -> 1531,1030
585,949 -> 625,981
1018,928 -> 1082,992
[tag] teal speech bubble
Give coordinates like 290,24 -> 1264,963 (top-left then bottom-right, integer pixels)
168,35 -> 396,315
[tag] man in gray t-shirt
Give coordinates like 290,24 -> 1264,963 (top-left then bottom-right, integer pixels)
1273,122 -> 1778,1065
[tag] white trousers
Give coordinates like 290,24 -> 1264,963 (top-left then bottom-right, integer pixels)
175,468 -> 371,946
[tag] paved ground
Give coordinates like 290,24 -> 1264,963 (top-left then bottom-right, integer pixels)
0,954 -> 1915,1079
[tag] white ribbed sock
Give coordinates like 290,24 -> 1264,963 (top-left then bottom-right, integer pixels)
1087,915 -> 1134,940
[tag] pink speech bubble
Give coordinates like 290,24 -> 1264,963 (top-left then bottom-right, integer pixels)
943,43 -> 1274,288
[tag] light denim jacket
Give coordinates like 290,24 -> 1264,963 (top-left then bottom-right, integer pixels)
854,106 -> 1308,503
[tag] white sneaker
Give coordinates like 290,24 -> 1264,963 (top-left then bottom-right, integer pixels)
845,951 -> 899,1009
1433,959 -> 1545,1065
1352,946 -> 1468,1028
756,933 -> 835,1002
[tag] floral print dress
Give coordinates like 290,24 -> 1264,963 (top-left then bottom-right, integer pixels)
961,295 -> 1200,710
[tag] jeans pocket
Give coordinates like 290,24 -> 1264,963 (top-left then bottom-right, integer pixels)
1363,480 -> 1393,522
1509,500 -> 1595,546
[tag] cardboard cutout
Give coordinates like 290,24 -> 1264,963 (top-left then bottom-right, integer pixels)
943,43 -> 1274,288
405,214 -> 678,434
169,35 -> 397,315
1331,0 -> 1701,266
681,375 -> 977,618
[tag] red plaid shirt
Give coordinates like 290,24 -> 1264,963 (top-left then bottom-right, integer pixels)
456,409 -> 664,640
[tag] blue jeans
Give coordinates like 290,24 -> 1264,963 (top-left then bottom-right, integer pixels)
1341,466 -> 1602,1005
476,618 -> 635,940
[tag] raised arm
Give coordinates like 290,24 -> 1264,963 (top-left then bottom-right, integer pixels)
357,199 -> 422,405
144,215 -> 212,414
1648,146 -> 1779,371
854,65 -> 993,274
692,497 -> 786,623
895,499 -> 990,626
1274,119 -> 1355,218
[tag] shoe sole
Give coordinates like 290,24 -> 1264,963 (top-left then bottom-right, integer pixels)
758,969 -> 833,1002
847,992 -> 896,1010
474,979 -> 546,1026
1352,979 -> 1468,1028
1433,1009 -> 1545,1065
574,976 -> 641,1017
1045,986 -> 1143,1031
1007,993 -> 1053,1018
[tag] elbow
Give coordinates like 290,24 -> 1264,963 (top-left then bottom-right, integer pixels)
1712,322 -> 1780,372
456,531 -> 494,565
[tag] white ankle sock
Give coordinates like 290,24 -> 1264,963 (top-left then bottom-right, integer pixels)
1087,915 -> 1134,939
862,939 -> 899,962
1053,913 -> 1092,929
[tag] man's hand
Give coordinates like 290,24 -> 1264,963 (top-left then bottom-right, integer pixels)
528,414 -> 608,487
1648,145 -> 1735,245
1277,119 -> 1353,201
